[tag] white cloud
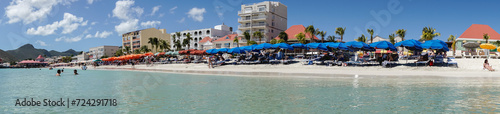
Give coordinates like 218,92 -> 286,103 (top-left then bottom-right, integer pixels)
87,0 -> 94,4
85,34 -> 93,38
91,22 -> 97,25
113,0 -> 143,35
150,5 -> 161,16
55,35 -> 82,43
141,21 -> 161,28
187,7 -> 206,22
112,0 -> 143,20
26,13 -> 87,36
36,40 -> 48,46
169,6 -> 177,14
178,17 -> 185,23
5,0 -> 76,24
115,19 -> 138,35
94,31 -> 113,38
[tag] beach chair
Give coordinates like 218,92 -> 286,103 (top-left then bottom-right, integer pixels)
434,56 -> 445,66
464,52 -> 471,59
472,51 -> 480,59
479,51 -> 488,58
446,57 -> 458,68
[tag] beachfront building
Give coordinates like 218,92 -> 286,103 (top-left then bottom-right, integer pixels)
170,24 -> 234,50
198,37 -> 214,50
72,52 -> 89,62
238,1 -> 287,44
122,28 -> 171,53
370,35 -> 403,43
456,24 -> 500,51
89,46 -> 119,59
274,25 -> 318,43
212,34 -> 240,49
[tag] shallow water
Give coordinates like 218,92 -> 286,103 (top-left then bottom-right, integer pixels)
1,68 -> 500,113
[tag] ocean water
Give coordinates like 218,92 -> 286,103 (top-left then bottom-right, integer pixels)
1,68 -> 500,113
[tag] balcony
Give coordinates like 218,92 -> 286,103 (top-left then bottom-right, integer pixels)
238,10 -> 266,15
238,16 -> 267,22
238,23 -> 267,29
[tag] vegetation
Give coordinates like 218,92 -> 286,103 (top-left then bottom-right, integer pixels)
158,39 -> 170,52
317,31 -> 326,43
115,50 -> 124,57
295,32 -> 306,44
367,29 -> 374,43
184,33 -> 193,49
277,39 -> 285,43
335,27 -> 346,42
248,41 -> 258,45
174,32 -> 182,51
233,37 -> 240,47
420,27 -> 441,41
483,33 -> 490,43
305,25 -> 318,42
61,56 -> 72,63
278,31 -> 288,43
133,49 -> 141,54
243,32 -> 252,45
327,35 -> 336,42
253,31 -> 263,44
389,34 -> 396,44
447,35 -> 457,56
147,37 -> 159,52
101,55 -> 109,58
270,39 -> 277,44
396,29 -> 406,41
123,46 -> 131,54
140,46 -> 151,53
356,34 -> 367,43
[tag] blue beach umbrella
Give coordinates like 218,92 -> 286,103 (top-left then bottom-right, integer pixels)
271,43 -> 294,50
324,42 -> 350,51
254,43 -> 273,50
216,48 -> 229,53
306,43 -> 329,51
345,41 -> 375,51
206,49 -> 218,54
241,44 -> 257,52
228,47 -> 244,54
369,41 -> 397,51
422,40 -> 449,51
290,43 -> 306,48
394,39 -> 423,51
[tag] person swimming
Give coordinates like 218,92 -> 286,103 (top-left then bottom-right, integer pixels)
56,69 -> 61,76
74,69 -> 78,75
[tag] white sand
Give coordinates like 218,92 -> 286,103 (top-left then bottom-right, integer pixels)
60,59 -> 500,77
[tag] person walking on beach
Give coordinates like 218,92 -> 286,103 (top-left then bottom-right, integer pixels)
484,59 -> 495,71
207,55 -> 213,68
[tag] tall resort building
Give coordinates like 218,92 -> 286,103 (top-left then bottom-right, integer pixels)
122,28 -> 171,53
238,1 -> 287,44
171,24 -> 234,50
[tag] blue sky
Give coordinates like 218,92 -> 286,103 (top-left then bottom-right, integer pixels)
0,0 -> 499,51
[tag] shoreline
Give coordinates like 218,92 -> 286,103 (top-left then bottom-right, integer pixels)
56,59 -> 500,78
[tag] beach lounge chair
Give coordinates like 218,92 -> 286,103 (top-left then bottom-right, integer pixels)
472,51 -> 480,59
434,55 -> 445,66
464,52 -> 471,59
446,57 -> 458,68
479,51 -> 488,58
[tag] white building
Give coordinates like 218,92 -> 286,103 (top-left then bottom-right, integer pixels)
238,1 -> 287,44
89,46 -> 120,59
171,24 -> 234,50
72,52 -> 89,62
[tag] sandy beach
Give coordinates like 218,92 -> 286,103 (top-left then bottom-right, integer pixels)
58,58 -> 500,77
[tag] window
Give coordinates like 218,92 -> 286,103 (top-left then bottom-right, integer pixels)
224,43 -> 231,48
272,22 -> 274,26
244,7 -> 252,13
258,6 -> 266,12
259,22 -> 265,25
271,29 -> 274,33
245,16 -> 250,20
216,44 -> 222,48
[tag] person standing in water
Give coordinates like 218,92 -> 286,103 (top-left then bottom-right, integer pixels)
74,69 -> 78,75
56,69 -> 61,76
62,68 -> 64,72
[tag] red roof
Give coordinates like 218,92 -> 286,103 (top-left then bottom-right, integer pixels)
459,24 -> 500,40
275,25 -> 319,40
36,55 -> 44,59
212,34 -> 240,42
199,37 -> 212,43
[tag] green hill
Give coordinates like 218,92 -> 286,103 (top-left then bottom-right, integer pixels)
5,44 -> 80,61
0,49 -> 17,62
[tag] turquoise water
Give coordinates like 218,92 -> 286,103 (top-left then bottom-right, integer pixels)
1,68 -> 500,113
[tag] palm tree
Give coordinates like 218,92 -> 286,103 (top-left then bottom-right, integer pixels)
182,39 -> 190,49
278,31 -> 288,43
171,34 -> 177,50
243,32 -> 251,45
396,29 -> 406,41
133,49 -> 140,54
367,29 -> 374,43
277,39 -> 285,43
140,46 -> 151,53
185,33 -> 192,49
148,37 -> 159,52
327,35 -> 336,42
270,39 -> 277,44
174,40 -> 182,51
159,39 -> 170,52
420,27 -> 441,41
389,34 -> 396,44
175,32 -> 182,50
253,31 -> 263,44
447,35 -> 457,56
123,46 -> 131,54
233,37 -> 240,47
484,33 -> 490,43
305,25 -> 318,42
335,27 -> 346,42
317,31 -> 326,43
295,33 -> 306,44
356,34 -> 366,43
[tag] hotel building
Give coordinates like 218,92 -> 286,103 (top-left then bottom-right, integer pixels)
171,24 -> 234,50
212,34 -> 240,49
238,1 -> 287,44
122,28 -> 171,53
89,46 -> 120,59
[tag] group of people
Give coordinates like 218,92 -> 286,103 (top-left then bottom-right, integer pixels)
55,68 -> 79,76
